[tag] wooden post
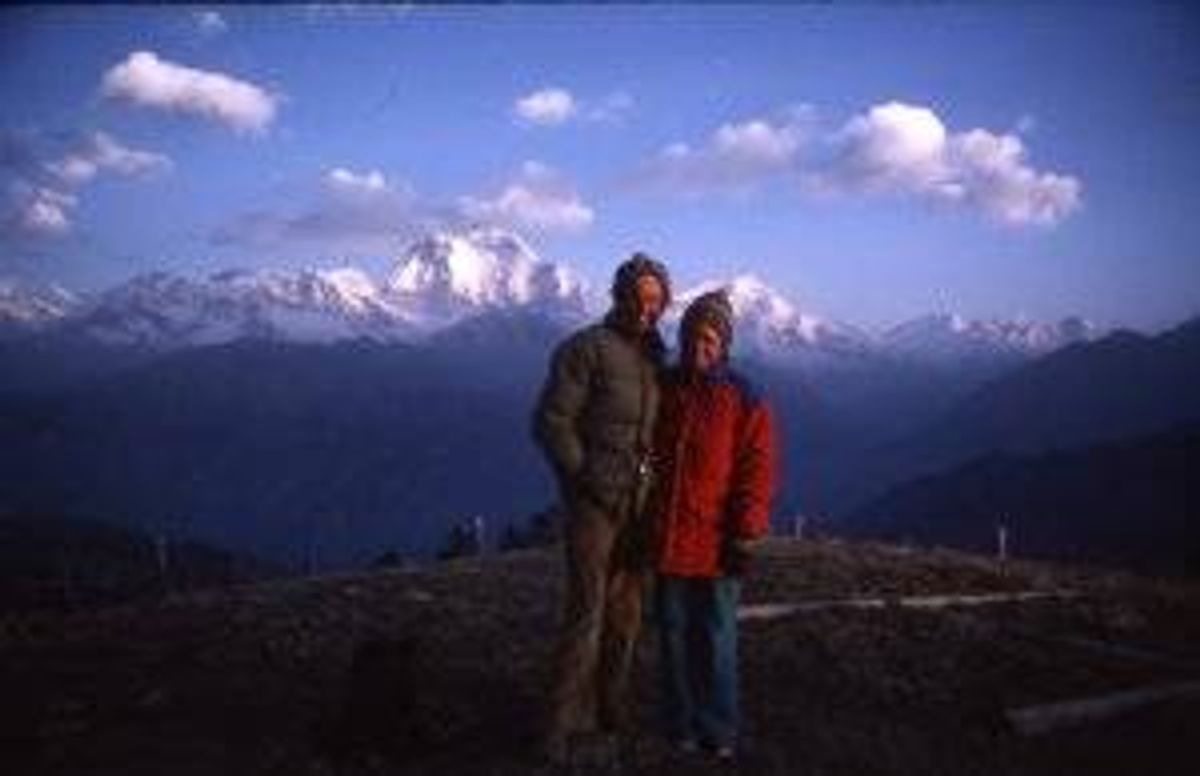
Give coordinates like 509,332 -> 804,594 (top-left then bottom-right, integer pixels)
473,515 -> 486,554
155,532 -> 170,592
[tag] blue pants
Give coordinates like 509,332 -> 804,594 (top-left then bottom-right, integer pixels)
654,575 -> 741,747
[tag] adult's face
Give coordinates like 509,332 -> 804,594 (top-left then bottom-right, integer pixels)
686,322 -> 724,373
633,274 -> 666,332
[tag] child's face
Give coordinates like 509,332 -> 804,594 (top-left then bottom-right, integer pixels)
687,322 -> 723,373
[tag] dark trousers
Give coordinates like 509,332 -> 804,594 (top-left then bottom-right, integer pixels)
548,489 -> 649,745
654,574 -> 741,747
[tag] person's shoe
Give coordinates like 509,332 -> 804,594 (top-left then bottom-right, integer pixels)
540,733 -> 570,767
672,737 -> 699,754
703,739 -> 738,763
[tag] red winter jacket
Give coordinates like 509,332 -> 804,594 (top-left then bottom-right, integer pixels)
650,365 -> 778,577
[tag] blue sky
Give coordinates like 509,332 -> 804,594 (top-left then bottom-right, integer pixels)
1,3 -> 1198,331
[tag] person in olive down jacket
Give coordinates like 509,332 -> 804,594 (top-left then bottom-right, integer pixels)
649,289 -> 778,762
533,252 -> 672,762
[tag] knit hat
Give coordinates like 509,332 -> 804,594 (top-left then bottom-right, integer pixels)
680,288 -> 734,353
610,251 -> 672,313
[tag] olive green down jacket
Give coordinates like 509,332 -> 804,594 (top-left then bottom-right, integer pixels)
533,319 -> 664,511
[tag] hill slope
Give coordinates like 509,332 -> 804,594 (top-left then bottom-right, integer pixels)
924,319 -> 1200,455
0,513 -> 278,613
841,423 -> 1200,575
0,339 -> 557,566
842,317 -> 1200,515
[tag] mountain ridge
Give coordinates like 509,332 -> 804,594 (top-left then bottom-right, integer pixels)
0,226 -> 1109,369
823,316 -> 1200,518
841,421 -> 1200,575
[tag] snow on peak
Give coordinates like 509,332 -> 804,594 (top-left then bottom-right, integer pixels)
75,266 -> 413,348
204,266 -> 390,317
316,267 -> 379,311
388,225 -> 586,314
883,312 -> 1094,362
0,278 -> 81,329
724,274 -> 827,343
5,233 -> 1095,369
673,273 -> 863,355
53,227 -> 588,349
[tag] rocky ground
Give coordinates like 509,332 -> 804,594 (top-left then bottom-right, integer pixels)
2,538 -> 1198,775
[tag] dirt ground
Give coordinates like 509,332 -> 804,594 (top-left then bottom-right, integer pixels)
2,538 -> 1198,775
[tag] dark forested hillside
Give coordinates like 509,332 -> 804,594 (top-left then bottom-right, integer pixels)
841,422 -> 1200,575
0,513 -> 275,612
840,317 -> 1200,516
0,339 -> 556,566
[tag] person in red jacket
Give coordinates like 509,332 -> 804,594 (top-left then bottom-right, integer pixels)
649,289 -> 778,761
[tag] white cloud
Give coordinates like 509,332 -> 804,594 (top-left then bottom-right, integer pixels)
459,161 -> 594,233
632,116 -> 806,195
714,120 -> 804,166
194,10 -> 228,36
514,88 -> 576,126
513,86 -> 639,128
219,161 -> 592,251
101,50 -> 278,134
947,129 -> 1081,226
2,131 -> 170,241
816,101 -> 1081,226
825,101 -> 953,195
7,183 -> 77,237
46,131 -> 171,186
214,166 -> 423,252
324,167 -> 389,196
637,100 -> 1081,226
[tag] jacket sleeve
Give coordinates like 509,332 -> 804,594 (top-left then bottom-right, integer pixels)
728,399 -> 778,539
532,334 -> 594,482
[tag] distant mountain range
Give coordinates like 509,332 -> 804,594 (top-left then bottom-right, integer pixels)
0,337 -> 557,566
8,227 -> 586,350
0,279 -> 81,332
840,422 -> 1200,575
853,317 -> 1200,494
880,312 -> 1092,369
1,226 -> 1094,368
2,226 -> 1194,572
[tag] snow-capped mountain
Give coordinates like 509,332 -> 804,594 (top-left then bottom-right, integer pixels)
0,279 -> 82,331
665,275 -> 1096,373
69,268 -> 416,348
669,274 -> 873,366
47,227 -> 588,349
2,229 -> 1095,368
388,225 -> 587,327
882,313 -> 1093,364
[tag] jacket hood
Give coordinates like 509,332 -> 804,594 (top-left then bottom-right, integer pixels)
608,252 -> 672,326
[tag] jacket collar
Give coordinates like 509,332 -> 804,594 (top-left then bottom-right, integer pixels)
603,310 -> 667,363
673,362 -> 730,385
